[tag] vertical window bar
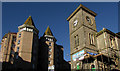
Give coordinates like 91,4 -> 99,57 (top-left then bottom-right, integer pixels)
75,36 -> 76,47
89,33 -> 91,44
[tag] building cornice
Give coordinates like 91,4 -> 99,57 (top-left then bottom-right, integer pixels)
67,4 -> 97,21
96,28 -> 120,38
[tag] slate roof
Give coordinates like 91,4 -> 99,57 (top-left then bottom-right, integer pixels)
24,16 -> 36,27
44,26 -> 53,36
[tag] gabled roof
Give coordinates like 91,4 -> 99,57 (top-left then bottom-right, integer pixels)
24,16 -> 35,27
44,26 -> 53,36
96,28 -> 120,38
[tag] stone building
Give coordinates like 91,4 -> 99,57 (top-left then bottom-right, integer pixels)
67,4 -> 120,70
1,16 -> 70,71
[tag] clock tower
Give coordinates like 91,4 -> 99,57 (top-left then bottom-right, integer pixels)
67,4 -> 98,69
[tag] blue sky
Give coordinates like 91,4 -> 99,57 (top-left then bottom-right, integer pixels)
2,2 -> 118,61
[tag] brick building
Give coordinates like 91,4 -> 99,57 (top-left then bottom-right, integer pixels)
0,16 -> 70,71
38,26 -> 70,71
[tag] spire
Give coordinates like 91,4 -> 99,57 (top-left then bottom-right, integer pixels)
24,16 -> 35,27
44,26 -> 53,36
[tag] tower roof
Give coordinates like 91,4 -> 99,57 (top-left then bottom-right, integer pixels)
67,4 -> 97,21
24,16 -> 35,27
44,26 -> 53,36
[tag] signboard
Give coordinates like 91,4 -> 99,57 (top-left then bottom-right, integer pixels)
48,65 -> 54,69
86,52 -> 97,56
72,50 -> 84,61
78,54 -> 86,60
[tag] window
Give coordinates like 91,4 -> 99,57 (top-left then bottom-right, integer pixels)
76,63 -> 80,70
12,44 -> 15,48
48,48 -> 52,52
13,36 -> 16,41
18,33 -> 21,38
32,64 -> 35,69
110,37 -> 113,47
48,61 -> 51,64
49,43 -> 51,46
19,27 -> 26,32
89,33 -> 94,45
26,28 -> 33,32
47,38 -> 53,41
33,57 -> 35,61
110,36 -> 114,48
17,47 -> 19,52
74,35 -> 79,47
16,54 -> 18,59
11,50 -> 15,54
48,54 -> 51,58
10,58 -> 13,61
91,65 -> 95,70
18,40 -> 20,44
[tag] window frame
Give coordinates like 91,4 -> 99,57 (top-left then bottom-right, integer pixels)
18,40 -> 20,44
89,33 -> 95,45
18,33 -> 21,38
74,35 -> 79,48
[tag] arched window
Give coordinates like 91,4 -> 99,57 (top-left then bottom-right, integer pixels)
91,64 -> 95,71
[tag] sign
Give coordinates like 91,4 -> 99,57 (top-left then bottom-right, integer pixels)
78,54 -> 86,60
72,50 -> 84,61
48,65 -> 54,69
86,52 -> 97,56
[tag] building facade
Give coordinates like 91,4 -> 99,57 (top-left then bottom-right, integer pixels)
13,16 -> 39,71
67,4 -> 120,70
1,16 -> 70,71
38,26 -> 70,71
1,33 -> 16,63
0,33 -> 17,70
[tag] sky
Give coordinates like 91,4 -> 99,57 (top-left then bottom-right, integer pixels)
2,2 -> 119,61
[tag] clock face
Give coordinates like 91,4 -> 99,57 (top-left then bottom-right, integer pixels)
73,20 -> 78,27
86,16 -> 91,24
